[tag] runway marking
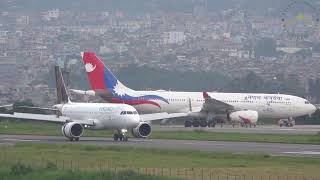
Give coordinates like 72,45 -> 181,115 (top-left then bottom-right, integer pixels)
272,129 -> 295,131
282,151 -> 320,155
2,138 -> 40,142
180,142 -> 226,146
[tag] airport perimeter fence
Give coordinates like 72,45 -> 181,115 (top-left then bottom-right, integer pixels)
0,158 -> 319,180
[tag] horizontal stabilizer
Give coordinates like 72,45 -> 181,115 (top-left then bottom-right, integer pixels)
70,89 -> 96,96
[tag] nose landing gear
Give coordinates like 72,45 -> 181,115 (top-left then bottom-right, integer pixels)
113,129 -> 128,142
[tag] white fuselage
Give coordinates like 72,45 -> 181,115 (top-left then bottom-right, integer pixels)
60,103 -> 140,130
129,91 -> 316,119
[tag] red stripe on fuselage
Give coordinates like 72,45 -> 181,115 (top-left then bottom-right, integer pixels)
110,98 -> 161,108
239,116 -> 252,124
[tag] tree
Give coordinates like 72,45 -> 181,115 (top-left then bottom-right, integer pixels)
254,38 -> 278,58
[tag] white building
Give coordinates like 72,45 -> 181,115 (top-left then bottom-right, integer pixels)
43,9 -> 60,21
163,31 -> 186,45
99,46 -> 113,54
16,16 -> 29,26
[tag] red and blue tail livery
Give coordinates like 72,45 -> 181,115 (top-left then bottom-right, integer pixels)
82,52 -> 169,108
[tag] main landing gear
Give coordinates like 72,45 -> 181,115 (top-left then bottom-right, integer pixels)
69,137 -> 80,141
240,123 -> 256,128
184,120 -> 216,128
113,129 -> 128,142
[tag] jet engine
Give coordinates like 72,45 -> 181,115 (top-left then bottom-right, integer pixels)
228,110 -> 258,124
132,122 -> 152,138
62,122 -> 84,140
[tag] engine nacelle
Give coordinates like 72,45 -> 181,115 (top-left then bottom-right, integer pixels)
132,122 -> 152,138
229,110 -> 258,124
62,122 -> 84,139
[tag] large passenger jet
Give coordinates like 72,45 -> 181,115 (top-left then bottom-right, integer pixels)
74,52 -> 316,127
0,66 -> 186,141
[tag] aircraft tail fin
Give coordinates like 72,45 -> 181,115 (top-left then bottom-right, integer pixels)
203,91 -> 211,99
55,66 -> 71,104
81,52 -> 133,94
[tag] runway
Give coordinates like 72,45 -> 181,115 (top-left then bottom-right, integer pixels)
153,125 -> 320,135
1,134 -> 320,157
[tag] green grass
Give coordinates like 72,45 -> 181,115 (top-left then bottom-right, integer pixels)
152,130 -> 320,144
1,120 -> 320,144
0,162 -> 177,180
0,143 -> 320,178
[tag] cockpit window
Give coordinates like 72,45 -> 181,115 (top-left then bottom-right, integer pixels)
133,111 -> 138,115
127,111 -> 133,114
305,101 -> 310,104
120,111 -> 126,115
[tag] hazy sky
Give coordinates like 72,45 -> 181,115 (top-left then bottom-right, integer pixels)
0,0 -> 301,13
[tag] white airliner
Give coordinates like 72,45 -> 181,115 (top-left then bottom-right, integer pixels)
73,52 -> 316,127
0,66 -> 186,141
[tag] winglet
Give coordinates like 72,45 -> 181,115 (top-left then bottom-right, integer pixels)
203,91 -> 211,99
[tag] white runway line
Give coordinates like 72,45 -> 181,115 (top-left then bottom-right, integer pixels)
272,128 -> 295,131
282,151 -> 320,155
1,138 -> 40,142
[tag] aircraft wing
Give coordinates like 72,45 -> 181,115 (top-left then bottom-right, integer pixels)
140,112 -> 188,122
0,112 -> 94,126
202,92 -> 234,113
0,104 -> 13,108
17,106 -> 58,111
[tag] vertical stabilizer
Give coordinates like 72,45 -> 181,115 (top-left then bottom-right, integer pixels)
82,52 -> 132,92
55,66 -> 70,104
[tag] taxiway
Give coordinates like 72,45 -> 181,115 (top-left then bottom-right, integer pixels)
0,134 -> 320,157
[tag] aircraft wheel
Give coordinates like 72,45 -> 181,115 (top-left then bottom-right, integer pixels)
119,135 -> 123,141
123,136 -> 128,142
192,120 -> 200,127
184,121 -> 192,127
208,120 -> 214,127
200,121 -> 208,127
75,137 -> 79,141
113,134 -> 119,141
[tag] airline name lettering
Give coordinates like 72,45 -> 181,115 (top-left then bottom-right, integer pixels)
99,107 -> 116,112
245,95 -> 290,101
